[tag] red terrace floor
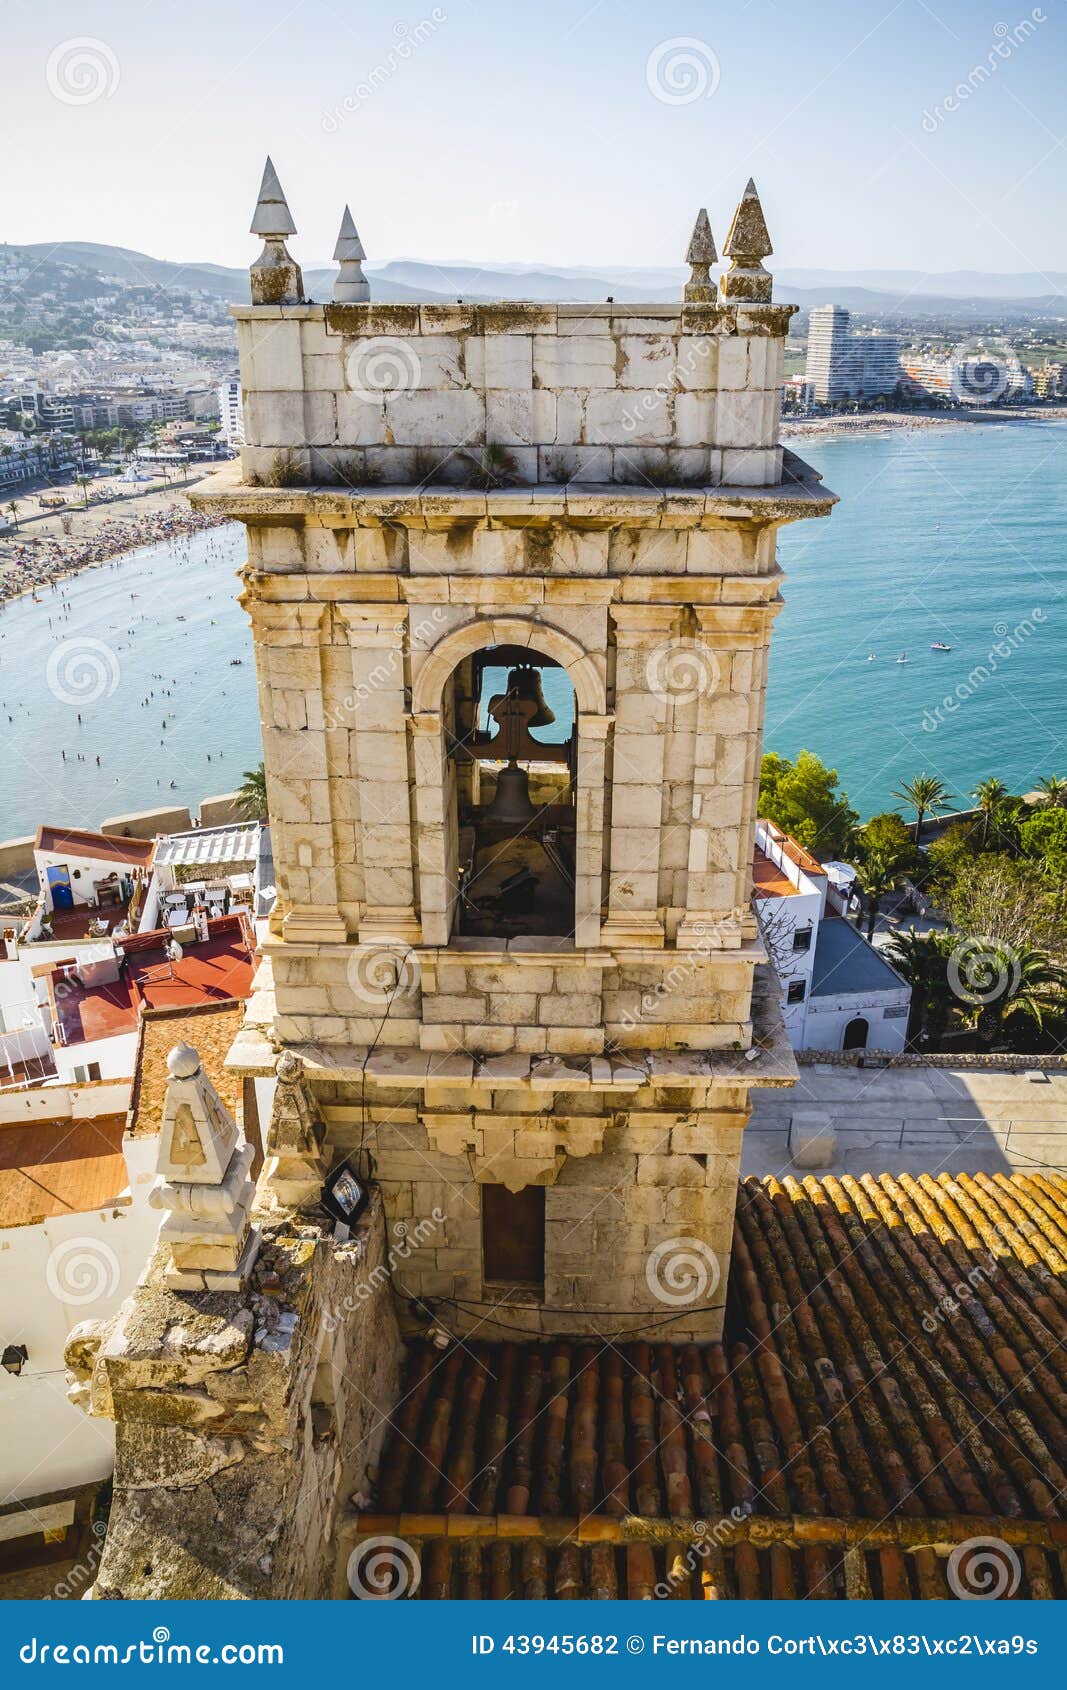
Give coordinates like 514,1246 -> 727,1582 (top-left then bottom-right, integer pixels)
47,902 -> 133,942
55,933 -> 255,1047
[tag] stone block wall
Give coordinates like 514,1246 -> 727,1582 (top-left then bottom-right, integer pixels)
70,1194 -> 401,1599
234,300 -> 792,490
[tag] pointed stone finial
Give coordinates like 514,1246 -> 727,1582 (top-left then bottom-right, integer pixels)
332,205 -> 370,303
262,1049 -> 328,1209
683,208 -> 717,303
719,178 -> 773,303
149,1041 -> 260,1291
249,156 -> 303,306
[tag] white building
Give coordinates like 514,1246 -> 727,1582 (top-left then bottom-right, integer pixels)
0,1000 -> 250,1569
217,377 -> 245,449
806,305 -> 901,403
754,819 -> 911,1053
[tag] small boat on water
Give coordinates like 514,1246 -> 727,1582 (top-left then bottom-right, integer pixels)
895,652 -> 909,663
931,640 -> 951,651
867,652 -> 876,661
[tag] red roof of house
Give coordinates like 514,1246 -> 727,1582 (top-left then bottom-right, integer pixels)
358,1171 -> 1067,1599
35,826 -> 156,869
0,1113 -> 128,1227
49,921 -> 255,1047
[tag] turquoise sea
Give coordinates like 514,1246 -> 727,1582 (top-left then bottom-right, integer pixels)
0,419 -> 1064,841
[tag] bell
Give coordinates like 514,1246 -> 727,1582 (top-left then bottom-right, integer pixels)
506,665 -> 555,729
485,761 -> 536,827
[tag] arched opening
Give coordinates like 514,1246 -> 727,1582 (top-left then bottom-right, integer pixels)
842,1016 -> 869,1051
445,644 -> 577,940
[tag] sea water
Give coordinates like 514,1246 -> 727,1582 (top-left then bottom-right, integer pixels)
0,420 -> 1064,840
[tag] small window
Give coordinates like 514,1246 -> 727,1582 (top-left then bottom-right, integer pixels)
482,1184 -> 545,1291
792,926 -> 813,952
786,979 -> 806,1005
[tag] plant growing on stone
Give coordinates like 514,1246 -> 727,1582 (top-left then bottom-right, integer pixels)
464,442 -> 519,490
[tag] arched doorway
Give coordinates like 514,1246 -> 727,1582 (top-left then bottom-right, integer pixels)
843,1016 -> 869,1051
446,643 -> 577,941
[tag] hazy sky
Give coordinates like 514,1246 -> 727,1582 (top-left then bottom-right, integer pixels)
5,0 -> 1065,275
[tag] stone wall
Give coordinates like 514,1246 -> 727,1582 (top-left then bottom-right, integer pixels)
235,300 -> 792,491
70,1193 -> 401,1599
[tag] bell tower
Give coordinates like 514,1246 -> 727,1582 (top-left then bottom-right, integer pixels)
193,169 -> 836,1340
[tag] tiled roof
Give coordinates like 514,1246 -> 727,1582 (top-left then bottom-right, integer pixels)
357,1171 -> 1067,1599
35,826 -> 156,868
752,844 -> 798,900
128,999 -> 245,1138
0,1113 -> 128,1228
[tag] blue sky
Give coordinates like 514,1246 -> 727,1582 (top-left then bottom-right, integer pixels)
6,0 -> 1065,274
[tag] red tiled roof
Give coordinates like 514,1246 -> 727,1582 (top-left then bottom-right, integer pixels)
0,1114 -> 128,1227
35,826 -> 155,868
752,844 -> 798,899
358,1171 -> 1067,1599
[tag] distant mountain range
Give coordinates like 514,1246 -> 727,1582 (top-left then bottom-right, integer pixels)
14,243 -> 1067,323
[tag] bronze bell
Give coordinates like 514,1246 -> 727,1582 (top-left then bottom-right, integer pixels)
485,761 -> 536,827
506,665 -> 555,729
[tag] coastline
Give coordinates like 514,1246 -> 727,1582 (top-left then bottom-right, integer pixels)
782,405 -> 1067,444
0,484 -> 232,609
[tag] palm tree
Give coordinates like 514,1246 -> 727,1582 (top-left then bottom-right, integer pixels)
1034,775 -> 1067,809
973,776 -> 1008,848
892,772 -> 951,842
883,929 -> 953,1047
956,942 -> 1067,1045
235,762 -> 267,820
5,500 -> 18,532
853,846 -> 909,940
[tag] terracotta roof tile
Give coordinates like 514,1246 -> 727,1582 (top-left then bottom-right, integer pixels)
362,1171 -> 1067,1599
35,826 -> 155,868
0,1114 -> 128,1227
128,1000 -> 244,1138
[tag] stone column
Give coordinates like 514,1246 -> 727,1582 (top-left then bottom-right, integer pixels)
263,1050 -> 328,1208
677,605 -> 767,948
409,710 -> 452,947
573,712 -> 612,948
337,605 -> 421,944
250,597 -> 347,944
600,606 -> 677,949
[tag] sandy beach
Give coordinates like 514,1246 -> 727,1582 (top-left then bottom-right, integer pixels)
0,474 -> 230,606
782,405 -> 1067,444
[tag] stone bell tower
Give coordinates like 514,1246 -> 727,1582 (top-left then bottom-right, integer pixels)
193,167 -> 835,1341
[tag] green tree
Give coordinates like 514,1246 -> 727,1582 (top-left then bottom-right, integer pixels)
235,762 -> 267,820
951,940 -> 1067,1045
973,776 -> 1008,848
892,772 -> 952,841
1018,807 -> 1067,879
883,928 -> 954,1048
852,844 -> 910,940
857,811 -> 921,874
1034,775 -> 1067,809
758,750 -> 859,860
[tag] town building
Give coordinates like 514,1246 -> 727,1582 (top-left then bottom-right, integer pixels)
805,305 -> 900,402
217,376 -> 244,449
753,819 -> 910,1053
